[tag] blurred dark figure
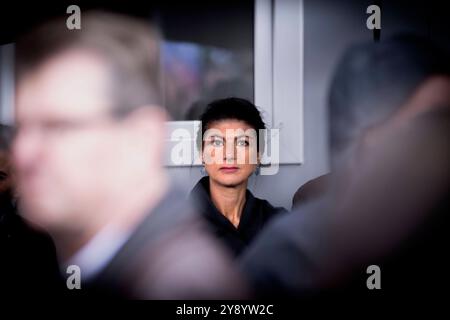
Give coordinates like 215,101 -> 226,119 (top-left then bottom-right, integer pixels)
240,35 -> 450,298
0,124 -> 60,297
13,12 -> 246,299
293,33 -> 450,209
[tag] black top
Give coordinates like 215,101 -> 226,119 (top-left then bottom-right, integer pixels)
190,176 -> 287,257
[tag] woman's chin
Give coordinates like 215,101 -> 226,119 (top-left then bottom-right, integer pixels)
214,174 -> 247,188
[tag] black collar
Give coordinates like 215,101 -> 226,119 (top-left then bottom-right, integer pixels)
191,176 -> 264,234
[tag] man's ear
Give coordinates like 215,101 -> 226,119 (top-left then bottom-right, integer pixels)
120,106 -> 168,165
124,106 -> 167,131
120,106 -> 168,155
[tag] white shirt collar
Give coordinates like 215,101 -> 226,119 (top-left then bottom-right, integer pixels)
64,223 -> 131,282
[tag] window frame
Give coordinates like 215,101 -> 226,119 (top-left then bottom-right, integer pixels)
165,0 -> 304,166
0,43 -> 14,125
0,0 -> 304,165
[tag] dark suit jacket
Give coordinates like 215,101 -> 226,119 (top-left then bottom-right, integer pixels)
67,187 -> 247,299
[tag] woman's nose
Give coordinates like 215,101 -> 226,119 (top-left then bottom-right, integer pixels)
223,141 -> 236,161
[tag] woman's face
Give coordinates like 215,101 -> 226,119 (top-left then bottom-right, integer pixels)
202,119 -> 259,188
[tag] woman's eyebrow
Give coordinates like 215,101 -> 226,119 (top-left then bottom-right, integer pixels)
207,134 -> 253,141
235,134 -> 252,139
208,134 -> 224,140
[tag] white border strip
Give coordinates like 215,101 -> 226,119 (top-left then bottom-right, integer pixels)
0,43 -> 15,125
272,0 -> 304,164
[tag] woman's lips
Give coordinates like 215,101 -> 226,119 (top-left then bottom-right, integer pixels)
219,166 -> 239,173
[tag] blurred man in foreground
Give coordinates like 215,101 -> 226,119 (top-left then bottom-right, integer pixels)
13,12 -> 245,299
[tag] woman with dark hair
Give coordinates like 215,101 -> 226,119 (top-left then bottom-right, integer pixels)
190,97 -> 287,257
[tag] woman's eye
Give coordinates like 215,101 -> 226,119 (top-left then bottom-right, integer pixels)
237,139 -> 249,147
211,139 -> 223,147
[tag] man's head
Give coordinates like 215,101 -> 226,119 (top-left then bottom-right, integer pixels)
328,34 -> 450,164
13,12 -> 167,233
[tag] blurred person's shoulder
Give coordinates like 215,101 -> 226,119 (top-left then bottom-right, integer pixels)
129,218 -> 249,299
239,196 -> 331,298
244,195 -> 330,255
292,174 -> 331,209
249,190 -> 289,220
99,187 -> 249,299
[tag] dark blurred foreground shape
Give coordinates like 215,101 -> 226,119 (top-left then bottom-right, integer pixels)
12,12 -> 247,299
241,35 -> 450,299
292,174 -> 330,209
